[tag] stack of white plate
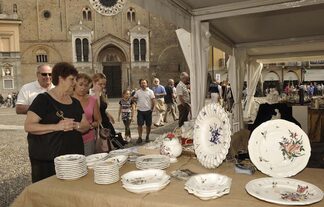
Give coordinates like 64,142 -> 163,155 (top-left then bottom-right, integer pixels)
54,154 -> 87,180
121,169 -> 170,193
135,155 -> 170,170
104,155 -> 128,168
85,153 -> 109,169
94,160 -> 119,184
184,173 -> 232,200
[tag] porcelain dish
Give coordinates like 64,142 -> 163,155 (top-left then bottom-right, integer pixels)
246,177 -> 323,205
184,173 -> 232,200
193,103 -> 231,168
248,119 -> 311,177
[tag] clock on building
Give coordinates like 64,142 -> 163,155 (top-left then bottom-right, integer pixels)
89,0 -> 127,16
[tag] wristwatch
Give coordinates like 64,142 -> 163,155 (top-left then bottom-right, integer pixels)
89,0 -> 127,16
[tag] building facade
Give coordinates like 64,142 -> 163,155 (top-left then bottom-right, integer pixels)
0,5 -> 21,97
0,0 -> 187,97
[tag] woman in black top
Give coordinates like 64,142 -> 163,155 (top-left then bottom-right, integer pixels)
24,62 -> 90,182
91,73 -> 115,131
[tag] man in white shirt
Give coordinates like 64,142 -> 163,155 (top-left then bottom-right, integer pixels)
16,64 -> 54,114
133,79 -> 156,144
176,72 -> 191,127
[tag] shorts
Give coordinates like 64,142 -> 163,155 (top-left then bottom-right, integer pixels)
137,110 -> 152,126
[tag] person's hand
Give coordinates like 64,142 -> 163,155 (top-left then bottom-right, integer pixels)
72,121 -> 81,130
57,118 -> 74,131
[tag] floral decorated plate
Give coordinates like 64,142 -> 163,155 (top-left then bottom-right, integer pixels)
248,119 -> 311,178
193,103 -> 231,168
245,177 -> 323,205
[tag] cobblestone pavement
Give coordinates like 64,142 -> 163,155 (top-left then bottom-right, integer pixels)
0,99 -> 178,207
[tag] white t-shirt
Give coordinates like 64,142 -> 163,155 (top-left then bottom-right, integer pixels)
134,88 -> 155,111
16,80 -> 55,105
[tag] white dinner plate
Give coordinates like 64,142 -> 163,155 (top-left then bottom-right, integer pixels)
248,119 -> 311,177
121,169 -> 167,185
86,153 -> 109,164
193,103 -> 231,168
246,177 -> 323,205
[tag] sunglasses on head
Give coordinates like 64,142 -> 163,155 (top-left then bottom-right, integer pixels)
40,73 -> 52,77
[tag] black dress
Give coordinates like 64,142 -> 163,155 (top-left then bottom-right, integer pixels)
27,93 -> 84,182
99,95 -> 116,135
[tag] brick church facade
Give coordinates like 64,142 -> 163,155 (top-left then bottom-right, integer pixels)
0,0 -> 187,97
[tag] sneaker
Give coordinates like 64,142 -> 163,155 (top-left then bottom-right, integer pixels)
136,137 -> 143,144
145,136 -> 150,143
154,123 -> 160,127
160,123 -> 164,126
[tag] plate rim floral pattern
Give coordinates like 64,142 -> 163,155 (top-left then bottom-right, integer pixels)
245,177 -> 324,205
248,119 -> 311,178
193,103 -> 231,169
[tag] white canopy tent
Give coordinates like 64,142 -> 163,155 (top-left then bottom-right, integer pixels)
131,0 -> 324,130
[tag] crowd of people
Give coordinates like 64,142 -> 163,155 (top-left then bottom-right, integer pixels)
0,92 -> 18,108
283,82 -> 324,97
262,81 -> 324,104
208,79 -> 234,113
14,62 -> 193,183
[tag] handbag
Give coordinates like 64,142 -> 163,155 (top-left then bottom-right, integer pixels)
110,132 -> 127,149
95,124 -> 112,153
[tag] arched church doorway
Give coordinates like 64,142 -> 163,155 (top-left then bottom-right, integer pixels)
98,45 -> 126,98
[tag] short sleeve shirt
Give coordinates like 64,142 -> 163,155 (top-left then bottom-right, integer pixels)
164,85 -> 174,104
16,81 -> 55,105
27,93 -> 84,160
119,98 -> 134,120
134,88 -> 155,111
176,81 -> 190,104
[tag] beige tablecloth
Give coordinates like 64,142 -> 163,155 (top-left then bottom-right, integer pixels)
12,156 -> 324,207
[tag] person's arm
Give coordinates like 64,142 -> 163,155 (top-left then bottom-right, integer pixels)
178,94 -> 186,106
74,114 -> 90,133
16,104 -> 29,114
150,90 -> 156,110
107,112 -> 115,124
91,100 -> 101,129
117,103 -> 122,122
24,111 -> 74,135
130,102 -> 135,122
219,85 -> 223,98
16,87 -> 29,114
152,98 -> 157,110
